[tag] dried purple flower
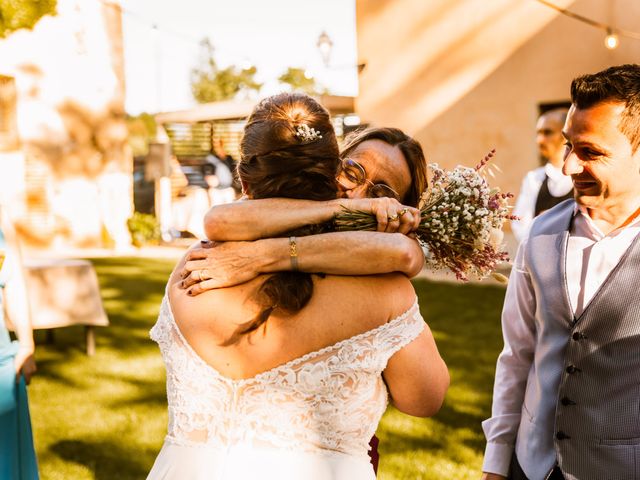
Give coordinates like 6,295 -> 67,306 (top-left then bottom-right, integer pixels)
334,149 -> 514,281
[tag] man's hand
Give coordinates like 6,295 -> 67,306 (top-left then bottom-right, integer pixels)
14,346 -> 36,384
344,197 -> 420,234
481,473 -> 507,480
179,240 -> 262,295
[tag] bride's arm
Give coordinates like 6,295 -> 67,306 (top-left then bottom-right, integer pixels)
380,276 -> 449,418
204,198 -> 343,241
179,197 -> 423,294
180,231 -> 425,295
204,197 -> 419,240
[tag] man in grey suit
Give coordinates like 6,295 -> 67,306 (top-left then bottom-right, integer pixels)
482,64 -> 640,480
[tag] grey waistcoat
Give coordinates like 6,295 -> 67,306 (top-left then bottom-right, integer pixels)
515,199 -> 640,480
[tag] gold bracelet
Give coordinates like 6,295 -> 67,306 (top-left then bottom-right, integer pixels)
289,236 -> 299,271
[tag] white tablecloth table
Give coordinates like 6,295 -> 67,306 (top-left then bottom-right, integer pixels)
21,258 -> 109,355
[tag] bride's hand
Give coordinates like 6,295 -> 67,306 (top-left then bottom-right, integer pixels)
179,241 -> 260,295
342,197 -> 420,234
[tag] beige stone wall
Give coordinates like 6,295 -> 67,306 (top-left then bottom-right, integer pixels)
0,0 -> 131,249
355,0 -> 640,210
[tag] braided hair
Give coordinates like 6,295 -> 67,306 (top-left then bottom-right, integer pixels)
237,93 -> 340,333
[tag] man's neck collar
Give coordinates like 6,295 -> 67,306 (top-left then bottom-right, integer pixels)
576,202 -> 640,236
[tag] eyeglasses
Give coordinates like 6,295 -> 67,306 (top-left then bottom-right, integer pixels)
337,158 -> 400,200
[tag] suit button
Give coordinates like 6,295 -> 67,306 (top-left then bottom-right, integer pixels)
566,365 -> 580,374
572,332 -> 584,341
561,396 -> 576,406
556,431 -> 571,440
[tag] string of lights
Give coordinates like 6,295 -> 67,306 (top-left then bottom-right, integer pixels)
535,0 -> 640,50
101,0 -> 640,53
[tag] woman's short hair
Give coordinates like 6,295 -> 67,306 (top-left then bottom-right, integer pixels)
340,127 -> 427,207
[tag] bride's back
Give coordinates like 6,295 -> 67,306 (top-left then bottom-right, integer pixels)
167,270 -> 417,380
152,268 -> 426,463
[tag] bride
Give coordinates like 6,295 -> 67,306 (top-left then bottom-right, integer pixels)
147,92 -> 449,480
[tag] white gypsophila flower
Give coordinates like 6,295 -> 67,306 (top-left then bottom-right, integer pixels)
333,152 -> 513,281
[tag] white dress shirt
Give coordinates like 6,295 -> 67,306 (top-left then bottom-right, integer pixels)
482,207 -> 640,476
511,163 -> 574,243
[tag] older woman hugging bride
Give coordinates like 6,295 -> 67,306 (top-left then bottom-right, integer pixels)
147,92 -> 449,480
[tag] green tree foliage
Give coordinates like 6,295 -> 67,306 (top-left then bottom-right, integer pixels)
127,212 -> 160,247
0,0 -> 57,38
277,67 -> 325,96
126,112 -> 157,157
191,38 -> 262,103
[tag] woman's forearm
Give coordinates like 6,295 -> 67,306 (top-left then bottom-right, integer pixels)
204,196 -> 421,242
180,231 -> 425,294
262,231 -> 425,277
204,198 -> 347,241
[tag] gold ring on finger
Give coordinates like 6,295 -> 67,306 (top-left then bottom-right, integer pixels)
399,208 -> 409,216
388,214 -> 399,222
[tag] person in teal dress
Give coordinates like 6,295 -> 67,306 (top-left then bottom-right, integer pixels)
0,206 -> 39,480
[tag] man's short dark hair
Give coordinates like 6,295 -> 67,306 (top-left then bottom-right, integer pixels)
570,64 -> 640,152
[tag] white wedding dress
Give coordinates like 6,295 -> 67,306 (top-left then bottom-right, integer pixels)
147,293 -> 425,480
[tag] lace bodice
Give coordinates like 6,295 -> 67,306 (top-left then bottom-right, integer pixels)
150,294 -> 425,459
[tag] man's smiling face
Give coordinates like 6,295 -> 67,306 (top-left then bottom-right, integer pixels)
562,101 -> 640,213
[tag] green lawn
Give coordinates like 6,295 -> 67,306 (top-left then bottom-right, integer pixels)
27,257 -> 506,479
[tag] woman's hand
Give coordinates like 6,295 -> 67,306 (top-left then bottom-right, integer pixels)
179,240 -> 263,294
341,198 -> 421,234
14,345 -> 36,384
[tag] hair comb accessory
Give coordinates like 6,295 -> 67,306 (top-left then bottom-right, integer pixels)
294,124 -> 323,143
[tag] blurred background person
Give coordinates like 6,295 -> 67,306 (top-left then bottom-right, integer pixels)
511,108 -> 573,242
0,204 -> 39,480
170,155 -> 209,239
212,137 -> 241,194
204,137 -> 237,206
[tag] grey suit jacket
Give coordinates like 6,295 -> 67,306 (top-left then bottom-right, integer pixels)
515,199 -> 640,480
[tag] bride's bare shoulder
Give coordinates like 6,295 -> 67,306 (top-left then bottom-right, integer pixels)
167,246 -> 263,341
324,272 -> 415,297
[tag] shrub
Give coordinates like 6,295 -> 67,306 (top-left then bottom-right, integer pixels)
127,212 -> 160,247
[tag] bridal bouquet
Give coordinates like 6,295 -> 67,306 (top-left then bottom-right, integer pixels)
334,150 -> 515,282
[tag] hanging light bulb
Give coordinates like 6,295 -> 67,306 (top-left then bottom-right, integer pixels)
604,28 -> 619,49
316,31 -> 333,67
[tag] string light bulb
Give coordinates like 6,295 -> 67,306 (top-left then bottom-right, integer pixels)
317,31 -> 333,67
604,28 -> 619,49
535,2 -> 640,51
